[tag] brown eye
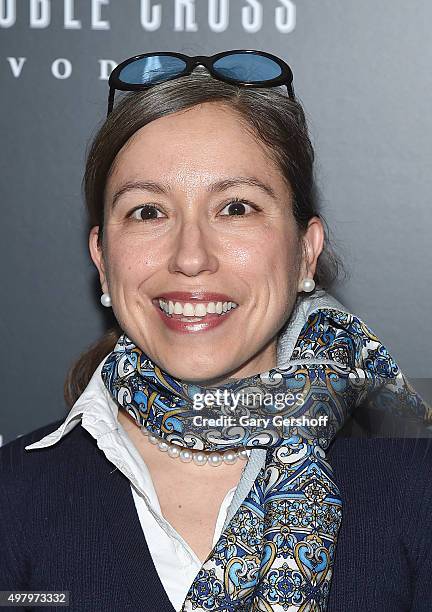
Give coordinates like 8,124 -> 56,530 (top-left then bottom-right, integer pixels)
219,198 -> 256,216
130,204 -> 165,221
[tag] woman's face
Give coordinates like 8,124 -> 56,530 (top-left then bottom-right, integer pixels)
89,101 -> 323,384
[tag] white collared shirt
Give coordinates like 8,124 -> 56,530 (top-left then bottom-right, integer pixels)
25,356 -> 255,612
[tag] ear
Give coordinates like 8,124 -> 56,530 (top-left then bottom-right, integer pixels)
88,226 -> 109,294
297,216 -> 325,290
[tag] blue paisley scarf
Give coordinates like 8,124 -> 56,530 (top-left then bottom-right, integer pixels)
101,302 -> 431,611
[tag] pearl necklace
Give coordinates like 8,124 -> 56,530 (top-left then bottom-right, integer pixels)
140,426 -> 249,466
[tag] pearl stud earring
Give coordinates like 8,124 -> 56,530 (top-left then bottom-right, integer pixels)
301,278 -> 315,293
100,293 -> 112,307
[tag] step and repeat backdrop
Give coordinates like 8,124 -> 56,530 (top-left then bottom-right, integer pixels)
1,0 -> 431,444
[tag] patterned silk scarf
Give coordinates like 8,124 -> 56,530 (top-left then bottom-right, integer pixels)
101,304 -> 431,611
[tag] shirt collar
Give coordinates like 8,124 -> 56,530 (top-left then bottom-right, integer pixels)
25,354 -> 170,513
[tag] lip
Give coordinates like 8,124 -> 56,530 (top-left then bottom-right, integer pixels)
152,297 -> 236,334
153,291 -> 236,303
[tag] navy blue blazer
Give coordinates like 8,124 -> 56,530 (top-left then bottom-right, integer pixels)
1,419 -> 432,611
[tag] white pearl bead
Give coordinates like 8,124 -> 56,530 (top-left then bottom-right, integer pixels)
179,450 -> 193,463
302,278 -> 315,293
142,429 -> 243,467
208,453 -> 223,467
223,451 -> 238,464
167,445 -> 181,458
193,452 -> 208,465
100,293 -> 112,307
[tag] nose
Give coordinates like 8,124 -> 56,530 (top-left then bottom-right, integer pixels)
168,220 -> 218,277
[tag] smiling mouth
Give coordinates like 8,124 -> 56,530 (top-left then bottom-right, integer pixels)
154,298 -> 238,320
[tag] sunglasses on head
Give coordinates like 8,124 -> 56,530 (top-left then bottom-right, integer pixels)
107,49 -> 295,117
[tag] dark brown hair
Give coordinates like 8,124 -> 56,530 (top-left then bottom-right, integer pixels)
64,68 -> 345,407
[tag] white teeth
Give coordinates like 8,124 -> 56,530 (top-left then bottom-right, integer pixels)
194,303 -> 208,317
183,303 -> 195,316
157,299 -> 238,317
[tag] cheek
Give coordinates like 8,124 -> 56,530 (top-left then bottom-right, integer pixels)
255,231 -> 301,301
105,242 -> 158,286
225,236 -> 299,310
230,229 -> 297,274
104,223 -> 169,274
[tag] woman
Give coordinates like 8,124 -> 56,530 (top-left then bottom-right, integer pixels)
1,51 -> 431,612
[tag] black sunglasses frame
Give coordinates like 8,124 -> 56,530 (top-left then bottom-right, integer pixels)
107,49 -> 295,117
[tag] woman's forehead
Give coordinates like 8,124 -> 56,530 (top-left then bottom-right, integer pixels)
108,103 -> 285,191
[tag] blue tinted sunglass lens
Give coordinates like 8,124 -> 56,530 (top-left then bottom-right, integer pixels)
119,55 -> 187,85
213,53 -> 282,82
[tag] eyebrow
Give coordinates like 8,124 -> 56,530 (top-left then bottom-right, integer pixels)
110,176 -> 277,209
